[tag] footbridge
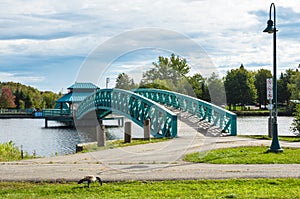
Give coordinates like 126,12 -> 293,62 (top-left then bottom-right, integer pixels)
75,88 -> 236,138
133,89 -> 237,136
76,89 -> 177,138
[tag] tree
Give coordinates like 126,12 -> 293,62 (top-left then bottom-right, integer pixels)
224,64 -> 257,110
254,69 -> 272,109
291,104 -> 300,136
207,73 -> 225,106
288,69 -> 300,101
115,73 -> 137,90
168,53 -> 190,80
142,54 -> 190,87
24,93 -> 33,108
0,81 -> 59,109
0,87 -> 16,108
14,88 -> 21,109
41,91 -> 59,108
14,89 -> 25,109
278,69 -> 294,104
187,73 -> 207,99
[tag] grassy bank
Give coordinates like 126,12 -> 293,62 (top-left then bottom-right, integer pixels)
240,135 -> 300,142
227,105 -> 293,116
0,179 -> 299,198
0,141 -> 31,162
184,146 -> 300,164
80,138 -> 170,153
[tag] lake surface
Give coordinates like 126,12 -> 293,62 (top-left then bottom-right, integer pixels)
237,116 -> 294,136
0,116 -> 295,157
0,118 -> 143,157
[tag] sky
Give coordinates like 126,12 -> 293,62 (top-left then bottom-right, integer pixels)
0,0 -> 300,92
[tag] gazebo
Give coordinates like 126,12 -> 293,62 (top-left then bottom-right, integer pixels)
55,82 -> 99,111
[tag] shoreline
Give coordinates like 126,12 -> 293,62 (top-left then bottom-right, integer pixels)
233,111 -> 292,116
0,114 -> 37,119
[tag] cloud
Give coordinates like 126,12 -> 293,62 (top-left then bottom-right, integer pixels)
0,72 -> 44,84
0,0 -> 299,91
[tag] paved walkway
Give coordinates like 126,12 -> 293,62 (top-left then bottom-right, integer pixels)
1,119 -> 299,182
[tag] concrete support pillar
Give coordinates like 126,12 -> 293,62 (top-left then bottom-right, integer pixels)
45,119 -> 48,128
124,121 -> 132,143
143,119 -> 151,140
97,125 -> 106,147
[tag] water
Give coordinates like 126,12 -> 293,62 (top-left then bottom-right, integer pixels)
0,119 -> 92,157
0,116 -> 295,157
0,118 -> 143,157
237,116 -> 295,136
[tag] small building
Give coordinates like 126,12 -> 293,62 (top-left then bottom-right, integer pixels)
55,82 -> 100,112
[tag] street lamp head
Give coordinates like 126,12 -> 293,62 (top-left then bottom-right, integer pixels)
263,19 -> 274,33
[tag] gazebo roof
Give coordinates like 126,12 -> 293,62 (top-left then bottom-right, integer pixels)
68,82 -> 99,90
56,82 -> 99,104
56,92 -> 92,103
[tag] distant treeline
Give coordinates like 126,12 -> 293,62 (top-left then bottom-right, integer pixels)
115,54 -> 300,111
0,82 -> 61,109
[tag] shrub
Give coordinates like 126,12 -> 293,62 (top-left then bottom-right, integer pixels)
291,104 -> 300,136
0,141 -> 23,161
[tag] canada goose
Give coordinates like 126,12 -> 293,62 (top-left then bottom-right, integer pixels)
78,175 -> 102,187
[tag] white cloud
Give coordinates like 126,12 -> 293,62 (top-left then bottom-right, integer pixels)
0,0 -> 300,91
0,72 -> 45,84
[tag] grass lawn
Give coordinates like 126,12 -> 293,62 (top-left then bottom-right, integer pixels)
240,135 -> 300,142
184,146 -> 300,164
81,138 -> 170,153
1,179 -> 300,198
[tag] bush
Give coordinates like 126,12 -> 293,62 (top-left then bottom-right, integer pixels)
291,104 -> 300,136
0,141 -> 23,161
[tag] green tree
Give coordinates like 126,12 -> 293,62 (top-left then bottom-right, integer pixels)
16,89 -> 25,109
138,81 -> 171,90
254,69 -> 272,109
187,73 -> 207,99
288,69 -> 300,101
14,88 -> 21,109
142,54 -> 190,87
207,73 -> 225,106
169,53 -> 190,80
41,91 -> 59,108
291,104 -> 300,136
0,87 -> 16,108
278,69 -> 294,104
1,81 -> 59,109
224,64 -> 257,110
115,73 -> 137,90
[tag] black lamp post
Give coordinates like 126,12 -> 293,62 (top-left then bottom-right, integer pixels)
263,3 -> 283,152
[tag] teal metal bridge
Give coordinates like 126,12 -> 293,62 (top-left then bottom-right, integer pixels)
133,89 -> 237,136
76,89 -> 178,138
43,88 -> 237,137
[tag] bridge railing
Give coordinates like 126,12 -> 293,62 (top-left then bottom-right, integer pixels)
133,89 -> 237,136
0,108 -> 35,114
76,89 -> 178,138
42,109 -> 72,117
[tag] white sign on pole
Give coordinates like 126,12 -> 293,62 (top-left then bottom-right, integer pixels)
266,78 -> 273,100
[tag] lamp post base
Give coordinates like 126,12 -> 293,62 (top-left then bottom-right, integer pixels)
267,148 -> 283,153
